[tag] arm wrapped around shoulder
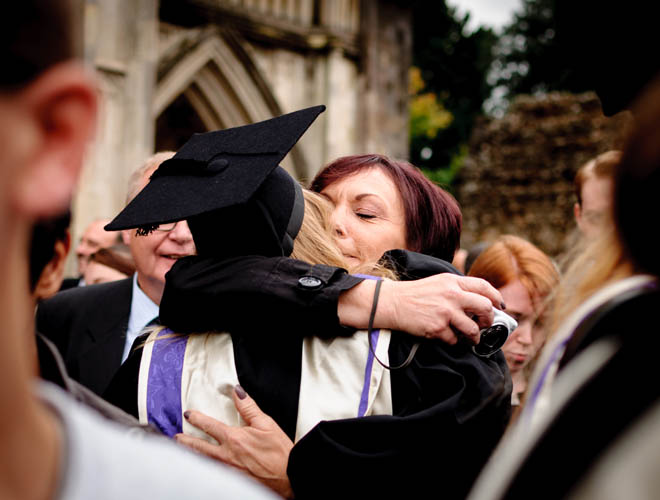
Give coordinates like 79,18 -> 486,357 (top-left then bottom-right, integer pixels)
160,255 -> 364,337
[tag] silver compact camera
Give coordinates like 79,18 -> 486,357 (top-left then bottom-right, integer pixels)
472,308 -> 517,358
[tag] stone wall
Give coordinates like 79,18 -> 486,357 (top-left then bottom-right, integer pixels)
66,0 -> 411,275
455,92 -> 633,257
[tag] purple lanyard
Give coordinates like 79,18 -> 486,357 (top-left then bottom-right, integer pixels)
354,274 -> 382,417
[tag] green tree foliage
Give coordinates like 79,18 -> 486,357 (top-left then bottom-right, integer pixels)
409,67 -> 453,141
491,0 -> 594,103
420,144 -> 467,190
410,1 -> 497,184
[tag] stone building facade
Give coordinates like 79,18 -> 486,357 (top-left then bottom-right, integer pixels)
71,0 -> 412,271
455,92 -> 633,258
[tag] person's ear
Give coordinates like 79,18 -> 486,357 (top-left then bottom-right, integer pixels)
12,62 -> 97,218
121,229 -> 132,246
33,231 -> 71,301
574,202 -> 583,230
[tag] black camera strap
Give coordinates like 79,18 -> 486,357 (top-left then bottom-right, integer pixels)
367,279 -> 420,370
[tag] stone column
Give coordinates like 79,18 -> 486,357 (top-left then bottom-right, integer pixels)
67,0 -> 158,274
359,0 -> 411,159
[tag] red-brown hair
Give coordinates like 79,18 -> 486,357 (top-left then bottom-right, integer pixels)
310,154 -> 461,262
468,235 -> 558,300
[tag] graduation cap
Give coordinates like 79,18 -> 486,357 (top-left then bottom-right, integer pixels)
106,105 -> 325,258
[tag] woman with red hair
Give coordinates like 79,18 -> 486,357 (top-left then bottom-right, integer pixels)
468,235 -> 559,406
310,153 -> 462,266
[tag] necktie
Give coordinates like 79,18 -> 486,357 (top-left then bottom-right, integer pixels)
129,317 -> 160,353
145,316 -> 160,328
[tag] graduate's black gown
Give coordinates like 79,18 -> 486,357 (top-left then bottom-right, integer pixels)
105,250 -> 512,499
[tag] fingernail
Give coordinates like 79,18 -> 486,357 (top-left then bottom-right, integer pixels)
500,302 -> 506,310
235,384 -> 247,400
183,410 -> 190,419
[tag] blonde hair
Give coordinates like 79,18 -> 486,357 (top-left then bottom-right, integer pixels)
291,190 -> 347,268
550,227 -> 633,335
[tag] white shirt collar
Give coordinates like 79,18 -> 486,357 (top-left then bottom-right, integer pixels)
123,273 -> 159,363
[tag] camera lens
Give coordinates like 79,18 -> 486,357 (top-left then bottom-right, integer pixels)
473,324 -> 508,357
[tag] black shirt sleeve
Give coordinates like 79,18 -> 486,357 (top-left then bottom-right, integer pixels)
159,255 -> 363,337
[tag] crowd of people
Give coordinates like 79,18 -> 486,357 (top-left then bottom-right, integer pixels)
4,1 -> 660,499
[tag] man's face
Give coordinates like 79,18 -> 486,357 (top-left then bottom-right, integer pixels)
76,219 -> 115,275
121,166 -> 195,303
575,176 -> 613,238
122,221 -> 195,302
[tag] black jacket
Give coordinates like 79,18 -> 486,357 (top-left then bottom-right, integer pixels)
36,277 -> 132,396
287,250 -> 509,499
36,332 -> 153,430
160,255 -> 363,337
111,251 -> 511,499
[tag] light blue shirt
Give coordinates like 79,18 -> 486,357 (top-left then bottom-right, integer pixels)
123,273 -> 159,363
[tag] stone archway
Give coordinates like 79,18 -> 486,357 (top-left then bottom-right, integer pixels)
154,28 -> 307,178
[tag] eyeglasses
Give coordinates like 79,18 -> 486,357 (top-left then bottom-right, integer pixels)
155,221 -> 179,232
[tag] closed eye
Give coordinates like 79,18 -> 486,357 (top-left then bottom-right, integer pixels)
356,212 -> 376,219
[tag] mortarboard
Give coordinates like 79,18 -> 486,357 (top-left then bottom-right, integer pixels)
105,105 -> 325,257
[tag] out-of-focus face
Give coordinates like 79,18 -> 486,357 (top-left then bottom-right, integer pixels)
83,260 -> 128,285
122,220 -> 195,304
76,219 -> 116,274
499,279 -> 538,376
575,175 -> 613,238
320,167 -> 407,268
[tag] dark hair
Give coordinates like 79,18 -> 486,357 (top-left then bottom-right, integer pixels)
464,241 -> 490,275
615,76 -> 660,275
29,211 -> 72,291
2,1 -> 78,89
309,154 -> 462,262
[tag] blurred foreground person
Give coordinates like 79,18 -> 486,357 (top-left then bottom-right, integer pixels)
468,236 -> 559,409
30,209 -> 155,429
0,2 -> 275,498
573,150 -> 620,238
36,151 -> 195,395
468,77 -> 660,500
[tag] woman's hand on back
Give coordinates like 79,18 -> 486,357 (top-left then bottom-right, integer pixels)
338,274 -> 503,345
175,385 -> 294,499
